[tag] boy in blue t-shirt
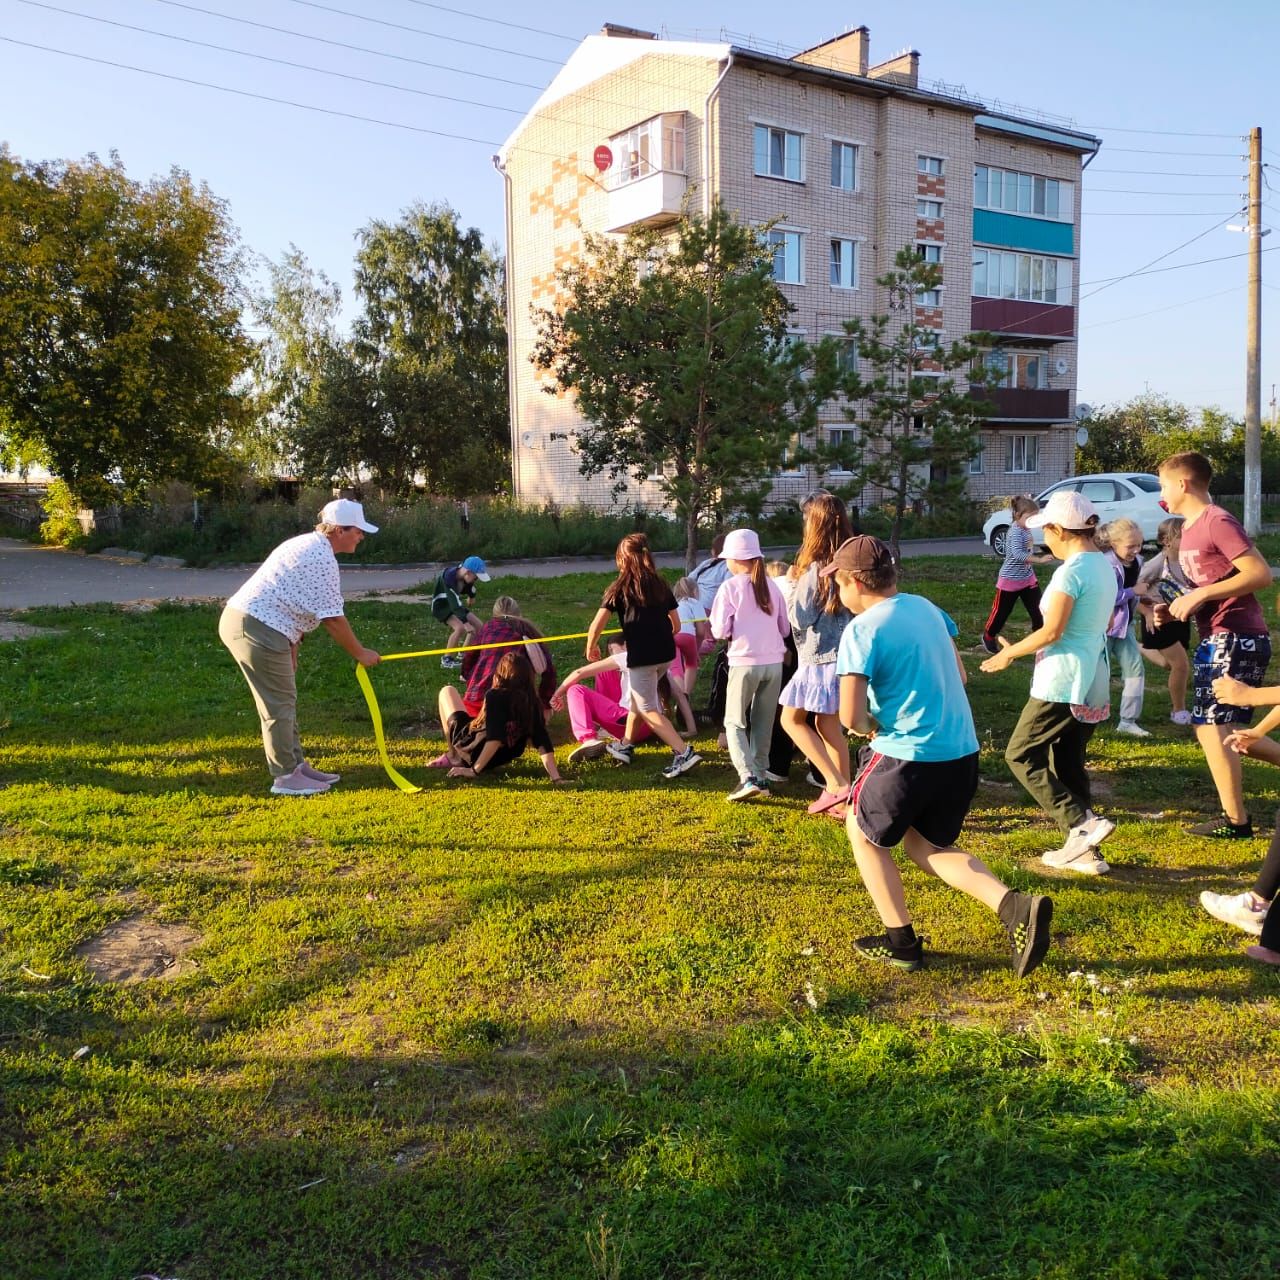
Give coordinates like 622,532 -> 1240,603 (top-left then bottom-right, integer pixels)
432,555 -> 491,669
826,535 -> 1053,977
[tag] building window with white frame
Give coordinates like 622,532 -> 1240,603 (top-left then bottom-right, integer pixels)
611,114 -> 686,186
968,443 -> 985,475
767,229 -> 805,284
754,124 -> 804,182
915,285 -> 942,307
825,425 -> 859,473
831,141 -> 858,191
917,198 -> 943,219
829,238 -> 858,289
917,243 -> 943,265
1006,434 -> 1040,474
829,335 -> 858,374
972,249 -> 1072,305
974,165 -> 1072,222
918,155 -> 944,176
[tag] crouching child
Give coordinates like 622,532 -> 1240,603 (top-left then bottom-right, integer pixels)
827,535 -> 1053,977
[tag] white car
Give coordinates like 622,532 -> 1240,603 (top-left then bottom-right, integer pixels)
983,472 -> 1167,557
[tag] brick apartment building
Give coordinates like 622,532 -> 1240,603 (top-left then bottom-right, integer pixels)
495,24 -> 1100,512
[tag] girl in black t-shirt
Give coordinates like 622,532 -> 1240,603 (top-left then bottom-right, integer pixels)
432,652 -> 568,783
586,533 -> 702,779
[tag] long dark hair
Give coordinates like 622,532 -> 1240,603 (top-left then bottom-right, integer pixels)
471,651 -> 540,737
792,492 -> 854,614
605,532 -> 668,611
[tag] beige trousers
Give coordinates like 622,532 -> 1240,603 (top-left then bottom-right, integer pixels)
218,606 -> 303,777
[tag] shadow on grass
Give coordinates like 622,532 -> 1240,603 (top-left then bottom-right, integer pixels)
3,1015 -> 1279,1280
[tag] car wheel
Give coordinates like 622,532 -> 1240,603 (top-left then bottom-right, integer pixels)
989,525 -> 1009,557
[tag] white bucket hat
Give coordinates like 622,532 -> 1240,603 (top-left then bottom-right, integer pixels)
722,528 -> 764,560
1025,490 -> 1097,531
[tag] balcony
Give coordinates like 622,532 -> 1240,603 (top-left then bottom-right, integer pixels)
605,167 -> 687,233
971,297 -> 1074,339
970,386 -> 1071,422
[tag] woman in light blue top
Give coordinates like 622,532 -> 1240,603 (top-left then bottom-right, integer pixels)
980,489 -> 1117,877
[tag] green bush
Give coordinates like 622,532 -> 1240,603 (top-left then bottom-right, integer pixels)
37,479 -> 85,545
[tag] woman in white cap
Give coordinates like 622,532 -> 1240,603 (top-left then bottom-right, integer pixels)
218,498 -> 381,796
979,490 -> 1116,874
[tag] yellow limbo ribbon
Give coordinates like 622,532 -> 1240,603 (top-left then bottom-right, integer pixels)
356,627 -> 623,792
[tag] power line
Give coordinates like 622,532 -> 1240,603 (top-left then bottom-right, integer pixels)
1104,146 -> 1241,157
1078,214 -> 1238,294
1083,210 -> 1251,216
1080,124 -> 1241,138
1080,243 -> 1277,290
1087,169 -> 1244,177
16,0 -> 529,115
276,0 -> 563,64
1084,187 -> 1242,196
398,0 -> 578,42
0,35 -> 505,146
140,0 -> 544,90
1082,285 -> 1243,329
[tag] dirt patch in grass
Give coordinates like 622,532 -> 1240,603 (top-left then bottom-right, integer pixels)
0,620 -> 63,642
75,914 -> 202,983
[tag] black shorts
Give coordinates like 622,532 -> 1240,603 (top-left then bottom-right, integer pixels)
1139,616 -> 1191,652
1192,632 -> 1271,726
847,748 -> 979,850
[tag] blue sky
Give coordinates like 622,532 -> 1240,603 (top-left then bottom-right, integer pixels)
1,0 -> 1277,417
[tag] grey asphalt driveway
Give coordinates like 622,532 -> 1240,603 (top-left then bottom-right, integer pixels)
0,536 -> 989,609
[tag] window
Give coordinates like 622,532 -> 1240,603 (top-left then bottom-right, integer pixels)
611,114 -> 686,185
776,433 -> 805,476
1079,479 -> 1122,503
917,198 -> 943,219
972,249 -> 1073,304
754,124 -> 804,182
830,238 -> 858,288
974,165 -> 1073,222
767,229 -> 804,284
969,444 -> 985,475
918,155 -> 944,175
1129,475 -> 1161,493
979,350 -> 1046,389
916,286 -> 942,307
831,141 -> 858,191
826,426 -> 859,473
1006,435 -> 1040,474
917,243 -> 943,265
831,337 -> 858,373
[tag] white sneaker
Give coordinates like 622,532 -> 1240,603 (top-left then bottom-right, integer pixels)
1042,829 -> 1111,875
728,778 -> 766,802
1115,720 -> 1151,738
764,770 -> 788,784
1199,890 -> 1268,936
270,766 -> 329,796
1170,710 -> 1193,726
1079,812 -> 1116,847
568,739 -> 607,763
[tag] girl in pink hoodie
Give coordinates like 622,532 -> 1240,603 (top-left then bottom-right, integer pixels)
710,528 -> 791,802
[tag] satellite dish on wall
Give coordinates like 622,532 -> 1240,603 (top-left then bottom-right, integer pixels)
1074,402 -> 1093,421
1053,358 -> 1069,376
1076,425 -> 1090,447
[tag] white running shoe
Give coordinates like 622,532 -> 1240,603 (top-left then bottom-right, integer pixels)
1170,710 -> 1193,726
1042,829 -> 1111,875
568,739 -> 607,763
1079,812 -> 1116,847
1199,890 -> 1268,936
1115,720 -> 1152,738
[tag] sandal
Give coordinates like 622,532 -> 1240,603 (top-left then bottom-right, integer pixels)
427,752 -> 455,768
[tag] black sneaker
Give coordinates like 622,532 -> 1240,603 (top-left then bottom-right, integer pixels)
854,933 -> 924,972
1185,815 -> 1254,839
999,892 -> 1054,979
980,635 -> 1000,655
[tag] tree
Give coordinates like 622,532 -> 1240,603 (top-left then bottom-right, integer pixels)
247,245 -> 344,476
0,148 -> 251,505
350,202 -> 509,497
532,202 -> 821,569
822,247 -> 994,555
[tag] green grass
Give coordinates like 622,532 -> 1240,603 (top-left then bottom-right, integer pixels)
2,560 -> 1278,1279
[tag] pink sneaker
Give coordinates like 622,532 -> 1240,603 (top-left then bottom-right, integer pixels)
299,760 -> 340,784
807,789 -> 843,815
1244,944 -> 1280,966
270,766 -> 329,796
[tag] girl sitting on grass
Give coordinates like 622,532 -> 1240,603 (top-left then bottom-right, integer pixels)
431,651 -> 568,783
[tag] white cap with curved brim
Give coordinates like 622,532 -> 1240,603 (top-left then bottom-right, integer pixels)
320,498 -> 378,533
1025,490 -> 1097,531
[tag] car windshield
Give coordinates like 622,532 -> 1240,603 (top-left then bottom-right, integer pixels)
1128,475 -> 1160,493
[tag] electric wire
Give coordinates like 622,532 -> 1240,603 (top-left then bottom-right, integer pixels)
1081,285 -> 1242,329
16,0 -> 531,115
275,0 -> 563,64
397,0 -> 578,43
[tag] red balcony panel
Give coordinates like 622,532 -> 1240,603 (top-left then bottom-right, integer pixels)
971,297 -> 1074,338
969,386 -> 1071,420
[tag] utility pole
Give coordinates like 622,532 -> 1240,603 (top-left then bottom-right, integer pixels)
1244,127 -> 1263,535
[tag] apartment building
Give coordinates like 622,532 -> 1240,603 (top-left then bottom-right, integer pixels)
495,23 -> 1100,510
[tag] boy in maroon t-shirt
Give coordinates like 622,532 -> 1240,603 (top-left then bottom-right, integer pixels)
1158,451 -> 1279,837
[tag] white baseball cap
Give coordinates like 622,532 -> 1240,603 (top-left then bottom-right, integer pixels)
320,498 -> 379,533
1025,490 -> 1098,531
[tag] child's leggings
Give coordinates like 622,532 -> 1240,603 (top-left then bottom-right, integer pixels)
1106,621 -> 1145,723
565,685 -> 651,744
983,583 -> 1042,646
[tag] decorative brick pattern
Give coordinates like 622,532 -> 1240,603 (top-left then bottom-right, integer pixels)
916,218 -> 945,242
917,173 -> 946,198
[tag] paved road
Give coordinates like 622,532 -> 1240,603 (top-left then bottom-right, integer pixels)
0,536 -> 990,609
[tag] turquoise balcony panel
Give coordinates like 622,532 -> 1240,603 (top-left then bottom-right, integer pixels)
972,209 -> 1074,256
